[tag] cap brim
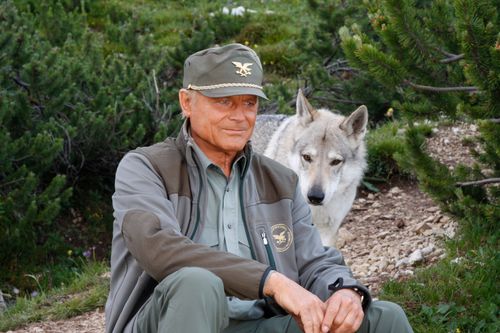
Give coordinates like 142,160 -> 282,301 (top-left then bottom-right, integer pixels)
198,86 -> 268,100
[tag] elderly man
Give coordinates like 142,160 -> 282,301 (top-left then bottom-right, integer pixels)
105,43 -> 413,333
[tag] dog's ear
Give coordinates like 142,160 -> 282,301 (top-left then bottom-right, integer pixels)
296,88 -> 318,126
340,105 -> 368,139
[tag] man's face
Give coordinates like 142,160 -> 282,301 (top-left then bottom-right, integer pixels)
179,90 -> 258,157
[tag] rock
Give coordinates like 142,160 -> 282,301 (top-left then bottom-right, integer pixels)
377,260 -> 389,271
444,226 -> 456,238
423,215 -> 435,223
396,257 -> 409,267
421,244 -> 435,256
375,231 -> 390,239
425,206 -> 440,213
408,249 -> 424,264
423,229 -> 436,237
389,186 -> 402,195
397,248 -> 426,267
413,222 -> 432,234
337,229 -> 356,248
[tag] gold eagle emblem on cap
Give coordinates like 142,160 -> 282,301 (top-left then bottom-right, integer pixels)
232,62 -> 253,77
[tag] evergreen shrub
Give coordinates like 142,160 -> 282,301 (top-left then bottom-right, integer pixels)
0,0 -> 182,289
339,0 -> 499,330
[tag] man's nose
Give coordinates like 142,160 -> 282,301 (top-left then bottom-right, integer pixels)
228,105 -> 246,120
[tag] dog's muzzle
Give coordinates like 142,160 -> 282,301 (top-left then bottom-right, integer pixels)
307,186 -> 325,205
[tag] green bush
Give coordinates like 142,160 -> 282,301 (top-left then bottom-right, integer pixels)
293,0 -> 400,122
340,0 -> 499,330
366,121 -> 409,179
0,0 -> 182,289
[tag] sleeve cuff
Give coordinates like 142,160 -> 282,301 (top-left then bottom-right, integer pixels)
258,267 -> 274,299
328,277 -> 372,311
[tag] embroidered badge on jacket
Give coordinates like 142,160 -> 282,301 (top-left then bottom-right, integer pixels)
271,224 -> 293,252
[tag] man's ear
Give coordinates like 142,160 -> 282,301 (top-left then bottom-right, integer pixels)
179,89 -> 192,118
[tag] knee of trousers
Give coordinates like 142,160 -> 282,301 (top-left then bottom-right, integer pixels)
368,300 -> 408,323
156,267 -> 225,303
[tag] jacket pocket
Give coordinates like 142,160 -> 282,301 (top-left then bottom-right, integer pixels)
256,226 -> 276,270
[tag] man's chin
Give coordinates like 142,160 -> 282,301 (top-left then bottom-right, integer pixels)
221,142 -> 247,154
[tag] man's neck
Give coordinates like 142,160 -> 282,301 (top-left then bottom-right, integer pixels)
191,138 -> 238,177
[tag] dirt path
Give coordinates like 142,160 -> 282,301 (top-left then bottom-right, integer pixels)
4,123 -> 476,333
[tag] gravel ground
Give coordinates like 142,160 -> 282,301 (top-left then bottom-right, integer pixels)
3,122 -> 477,333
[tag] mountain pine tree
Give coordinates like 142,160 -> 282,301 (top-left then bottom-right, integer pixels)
339,0 -> 499,227
339,1 -> 498,330
0,0 -> 184,287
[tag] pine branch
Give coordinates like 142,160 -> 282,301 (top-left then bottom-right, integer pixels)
456,178 -> 500,187
315,96 -> 365,105
434,47 -> 464,63
440,53 -> 465,64
12,75 -> 30,93
405,80 -> 478,93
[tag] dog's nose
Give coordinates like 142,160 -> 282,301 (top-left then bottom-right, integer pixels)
307,187 -> 324,205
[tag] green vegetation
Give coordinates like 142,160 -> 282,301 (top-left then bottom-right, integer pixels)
0,0 -> 498,332
340,0 -> 499,331
0,260 -> 109,331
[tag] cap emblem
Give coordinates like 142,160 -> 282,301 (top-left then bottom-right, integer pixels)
232,61 -> 253,77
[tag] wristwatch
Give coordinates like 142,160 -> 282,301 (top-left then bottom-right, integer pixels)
348,287 -> 365,303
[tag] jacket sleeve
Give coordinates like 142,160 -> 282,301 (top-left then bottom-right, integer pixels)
291,185 -> 372,309
113,152 -> 271,300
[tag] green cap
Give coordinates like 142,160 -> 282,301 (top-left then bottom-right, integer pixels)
183,43 -> 268,99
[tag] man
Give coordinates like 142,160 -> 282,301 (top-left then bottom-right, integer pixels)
105,43 -> 413,333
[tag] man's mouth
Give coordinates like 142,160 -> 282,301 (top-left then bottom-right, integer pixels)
223,128 -> 248,134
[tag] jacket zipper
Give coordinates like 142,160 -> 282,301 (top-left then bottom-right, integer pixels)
261,231 -> 276,270
189,163 -> 204,240
240,185 -> 257,259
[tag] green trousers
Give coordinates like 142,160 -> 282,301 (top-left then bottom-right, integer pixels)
132,267 -> 413,333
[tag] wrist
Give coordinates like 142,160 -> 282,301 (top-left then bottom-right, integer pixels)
343,287 -> 364,303
263,270 -> 279,297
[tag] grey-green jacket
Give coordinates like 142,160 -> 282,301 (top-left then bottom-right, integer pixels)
105,121 -> 371,333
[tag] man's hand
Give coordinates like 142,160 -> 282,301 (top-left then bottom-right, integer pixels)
263,271 -> 326,333
321,289 -> 364,333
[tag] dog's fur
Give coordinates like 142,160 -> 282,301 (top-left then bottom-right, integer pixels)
252,89 -> 368,246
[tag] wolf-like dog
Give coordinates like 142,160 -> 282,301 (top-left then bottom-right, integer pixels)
252,89 -> 368,246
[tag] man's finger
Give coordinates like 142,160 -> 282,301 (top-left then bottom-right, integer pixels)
331,303 -> 350,331
321,298 -> 340,333
337,308 -> 361,333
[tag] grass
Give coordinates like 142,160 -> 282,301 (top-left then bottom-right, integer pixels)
380,219 -> 499,333
0,261 -> 109,332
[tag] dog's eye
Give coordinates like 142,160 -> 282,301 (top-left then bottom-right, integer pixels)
330,159 -> 342,166
302,154 -> 312,162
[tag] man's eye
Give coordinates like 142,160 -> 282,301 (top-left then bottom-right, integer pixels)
217,98 -> 230,105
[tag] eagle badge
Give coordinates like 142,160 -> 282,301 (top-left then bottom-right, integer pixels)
271,224 -> 293,252
232,61 -> 253,77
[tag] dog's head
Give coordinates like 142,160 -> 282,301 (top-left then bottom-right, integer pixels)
289,89 -> 368,205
